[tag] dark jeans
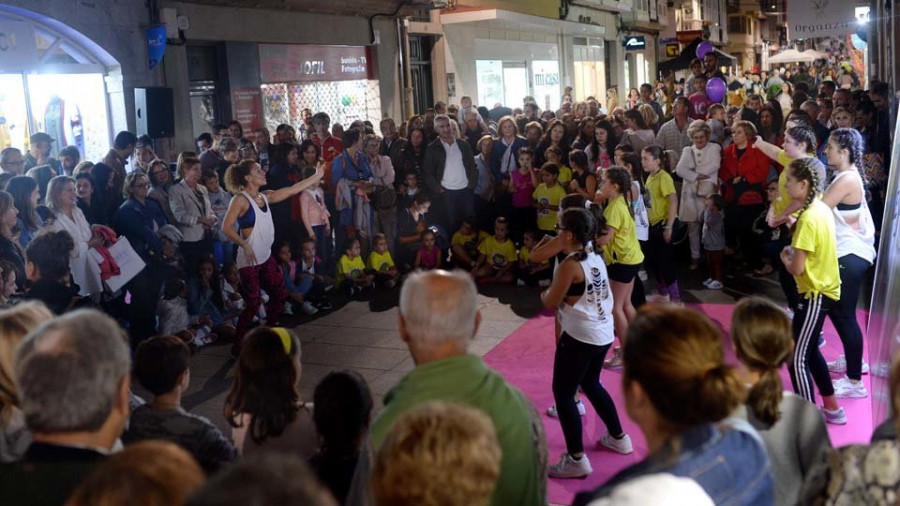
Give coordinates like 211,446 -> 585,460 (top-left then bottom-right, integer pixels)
789,294 -> 837,403
311,225 -> 332,266
552,332 -> 623,455
729,204 -> 765,269
645,225 -> 678,286
127,265 -> 163,344
437,187 -> 474,236
829,254 -> 871,380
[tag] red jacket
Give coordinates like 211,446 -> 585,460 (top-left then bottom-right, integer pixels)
720,141 -> 770,206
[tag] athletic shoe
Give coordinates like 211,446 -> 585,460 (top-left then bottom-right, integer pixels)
548,453 -> 592,479
818,333 -> 826,349
517,279 -> 526,286
702,278 -> 713,287
282,304 -> 294,316
822,407 -> 848,425
785,308 -> 795,320
828,355 -> 870,375
598,434 -> 634,455
385,279 -> 397,289
300,301 -> 319,316
833,376 -> 868,398
604,348 -> 623,369
539,279 -> 552,288
547,399 -> 586,418
707,280 -> 724,290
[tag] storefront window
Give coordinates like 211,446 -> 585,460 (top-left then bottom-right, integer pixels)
502,64 -> 528,110
573,61 -> 607,108
0,74 -> 29,153
532,60 -> 561,111
261,80 -> 381,135
476,60 -> 504,109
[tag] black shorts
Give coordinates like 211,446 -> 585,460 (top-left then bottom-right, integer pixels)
607,262 -> 641,283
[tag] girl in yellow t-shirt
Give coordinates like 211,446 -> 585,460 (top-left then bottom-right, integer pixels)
596,167 -> 644,354
780,157 -> 845,424
337,238 -> 374,297
639,146 -> 681,303
544,146 -> 573,184
533,163 -> 568,233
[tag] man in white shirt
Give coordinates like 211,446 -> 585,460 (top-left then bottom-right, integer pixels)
422,115 -> 477,233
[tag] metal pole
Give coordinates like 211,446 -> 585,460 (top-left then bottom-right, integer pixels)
396,17 -> 408,121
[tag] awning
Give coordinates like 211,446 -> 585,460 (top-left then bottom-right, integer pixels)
767,49 -> 825,64
440,8 -> 606,37
658,38 -> 737,71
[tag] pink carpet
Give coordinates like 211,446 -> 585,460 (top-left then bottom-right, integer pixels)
483,303 -> 873,505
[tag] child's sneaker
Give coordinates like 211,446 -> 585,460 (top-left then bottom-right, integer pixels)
598,433 -> 634,455
385,279 -> 397,289
316,300 -> 333,311
822,406 -> 847,425
702,278 -> 713,287
283,303 -> 294,316
538,279 -> 551,288
546,399 -> 586,418
707,280 -> 723,290
548,453 -> 592,479
517,279 -> 526,287
833,376 -> 868,398
300,301 -> 319,316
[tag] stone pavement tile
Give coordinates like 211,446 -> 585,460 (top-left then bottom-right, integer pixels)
366,370 -> 410,396
334,312 -> 399,331
392,356 -> 416,373
478,302 -> 531,323
468,336 -> 504,356
312,328 -> 406,350
301,342 -> 410,370
476,319 -> 527,339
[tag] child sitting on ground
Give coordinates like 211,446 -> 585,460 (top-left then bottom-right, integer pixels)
337,237 -> 374,297
220,262 -> 267,324
297,238 -> 332,311
533,163 -> 567,235
473,217 -> 518,284
367,233 -> 399,288
702,193 -> 726,290
126,335 -> 238,472
157,278 -> 214,350
450,217 -> 488,271
517,230 -> 552,287
414,229 -> 441,271
275,241 -> 319,316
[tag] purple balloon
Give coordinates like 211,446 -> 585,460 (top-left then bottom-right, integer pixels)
706,77 -> 726,102
696,41 -> 714,59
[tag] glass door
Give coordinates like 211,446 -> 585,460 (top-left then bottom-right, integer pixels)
502,62 -> 528,110
0,74 -> 29,153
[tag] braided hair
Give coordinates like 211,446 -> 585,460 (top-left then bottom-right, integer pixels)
785,126 -> 817,156
828,128 -> 867,184
789,157 -> 821,215
605,166 -> 634,217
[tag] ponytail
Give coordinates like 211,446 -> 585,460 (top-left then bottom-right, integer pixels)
746,369 -> 784,426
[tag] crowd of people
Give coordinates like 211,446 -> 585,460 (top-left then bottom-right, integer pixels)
0,51 -> 896,505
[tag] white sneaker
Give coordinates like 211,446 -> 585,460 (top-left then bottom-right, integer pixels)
517,279 -> 526,286
707,280 -> 723,290
538,279 -> 551,288
300,301 -> 319,316
283,304 -> 294,316
833,376 -> 868,398
548,453 -> 592,479
598,434 -> 634,455
546,399 -> 587,418
785,308 -> 795,320
702,278 -> 713,287
827,355 -> 870,375
822,407 -> 847,425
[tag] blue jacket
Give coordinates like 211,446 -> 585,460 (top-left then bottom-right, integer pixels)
490,136 -> 529,183
187,277 -> 225,326
574,420 -> 774,506
113,198 -> 167,262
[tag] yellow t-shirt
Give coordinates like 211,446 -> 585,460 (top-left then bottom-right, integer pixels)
519,246 -> 549,268
478,236 -> 518,269
367,250 -> 395,272
645,170 -> 677,226
557,165 -> 573,184
337,255 -> 366,285
533,183 -> 567,232
791,198 -> 841,300
451,230 -> 488,259
772,150 -> 796,218
602,196 -> 645,266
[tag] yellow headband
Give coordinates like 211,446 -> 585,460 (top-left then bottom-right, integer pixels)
272,327 -> 292,355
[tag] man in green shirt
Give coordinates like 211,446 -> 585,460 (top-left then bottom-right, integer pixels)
370,270 -> 547,506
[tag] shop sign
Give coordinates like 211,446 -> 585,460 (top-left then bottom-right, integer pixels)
231,86 -> 263,132
666,44 -> 680,57
623,36 -> 646,50
786,0 -> 855,39
259,44 -> 373,84
676,30 -> 703,44
0,20 -> 37,71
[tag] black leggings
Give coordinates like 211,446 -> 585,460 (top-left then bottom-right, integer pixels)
789,294 -> 836,403
645,225 -> 677,286
775,233 -> 800,311
552,332 -> 623,455
829,254 -> 871,380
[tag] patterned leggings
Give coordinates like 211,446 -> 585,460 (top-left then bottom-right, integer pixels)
236,255 -> 287,340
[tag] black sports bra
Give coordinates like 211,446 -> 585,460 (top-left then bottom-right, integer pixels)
836,201 -> 861,211
567,281 -> 585,297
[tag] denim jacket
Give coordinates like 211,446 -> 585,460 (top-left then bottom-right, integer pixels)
574,419 -> 774,506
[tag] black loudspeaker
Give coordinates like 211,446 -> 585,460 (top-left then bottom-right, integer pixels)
135,87 -> 175,139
